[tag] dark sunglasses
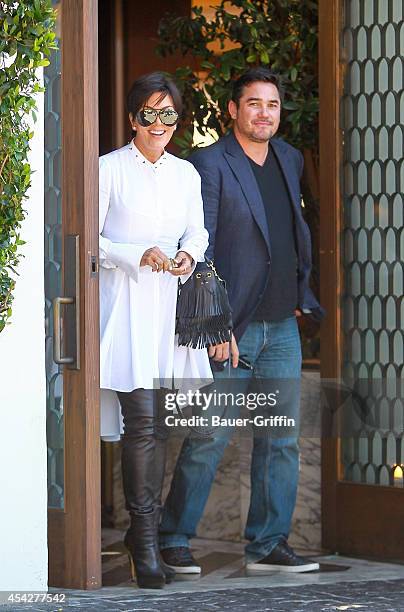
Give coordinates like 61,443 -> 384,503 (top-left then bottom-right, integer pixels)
136,107 -> 179,127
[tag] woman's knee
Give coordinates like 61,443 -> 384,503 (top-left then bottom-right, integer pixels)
122,414 -> 156,439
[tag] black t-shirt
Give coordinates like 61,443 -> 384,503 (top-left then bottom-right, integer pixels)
248,145 -> 298,322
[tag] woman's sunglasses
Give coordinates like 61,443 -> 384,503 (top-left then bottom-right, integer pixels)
136,107 -> 179,127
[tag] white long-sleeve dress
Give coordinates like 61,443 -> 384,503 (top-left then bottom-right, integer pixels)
99,142 -> 213,440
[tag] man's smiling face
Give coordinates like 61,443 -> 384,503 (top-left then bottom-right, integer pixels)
228,81 -> 281,143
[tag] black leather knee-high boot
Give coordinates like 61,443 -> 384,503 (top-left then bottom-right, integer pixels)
118,389 -> 166,589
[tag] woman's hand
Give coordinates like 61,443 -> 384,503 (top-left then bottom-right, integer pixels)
140,246 -> 172,272
208,333 -> 239,368
167,251 -> 194,276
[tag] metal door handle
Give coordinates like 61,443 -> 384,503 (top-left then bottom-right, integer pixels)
53,296 -> 75,364
52,233 -> 81,369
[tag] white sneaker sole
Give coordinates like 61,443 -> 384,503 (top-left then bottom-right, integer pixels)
246,561 -> 320,573
165,564 -> 201,574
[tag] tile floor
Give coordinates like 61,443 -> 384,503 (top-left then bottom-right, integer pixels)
3,531 -> 404,611
99,529 -> 404,592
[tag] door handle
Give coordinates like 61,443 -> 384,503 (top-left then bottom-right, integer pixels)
52,234 -> 80,369
53,296 -> 75,364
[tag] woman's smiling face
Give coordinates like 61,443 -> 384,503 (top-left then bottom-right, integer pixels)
130,91 -> 177,162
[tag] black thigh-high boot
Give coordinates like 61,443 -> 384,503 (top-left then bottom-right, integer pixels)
118,388 -> 166,589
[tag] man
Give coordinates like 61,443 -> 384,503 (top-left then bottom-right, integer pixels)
159,68 -> 323,574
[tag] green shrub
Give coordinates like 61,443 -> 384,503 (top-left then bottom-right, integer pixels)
158,0 -> 318,154
0,0 -> 56,332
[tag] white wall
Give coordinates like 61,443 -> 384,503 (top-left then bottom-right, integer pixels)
0,84 -> 47,590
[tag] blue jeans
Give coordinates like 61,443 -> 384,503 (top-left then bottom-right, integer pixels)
159,318 -> 302,561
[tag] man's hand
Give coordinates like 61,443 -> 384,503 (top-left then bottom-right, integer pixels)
140,246 -> 172,272
168,251 -> 194,276
294,309 -> 302,317
208,333 -> 239,368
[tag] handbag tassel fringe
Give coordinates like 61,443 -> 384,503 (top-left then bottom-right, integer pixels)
176,260 -> 232,349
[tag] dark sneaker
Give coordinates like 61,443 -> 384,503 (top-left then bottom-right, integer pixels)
160,547 -> 201,574
246,541 -> 320,573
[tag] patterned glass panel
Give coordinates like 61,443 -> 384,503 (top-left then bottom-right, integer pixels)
45,30 -> 64,508
341,0 -> 404,487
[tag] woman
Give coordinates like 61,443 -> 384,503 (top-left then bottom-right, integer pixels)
99,72 -> 212,588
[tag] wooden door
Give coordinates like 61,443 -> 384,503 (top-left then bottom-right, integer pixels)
45,0 -> 100,588
319,0 -> 404,560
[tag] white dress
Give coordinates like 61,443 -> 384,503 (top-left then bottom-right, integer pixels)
99,142 -> 213,440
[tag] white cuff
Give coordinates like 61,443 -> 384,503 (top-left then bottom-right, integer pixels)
100,237 -> 147,282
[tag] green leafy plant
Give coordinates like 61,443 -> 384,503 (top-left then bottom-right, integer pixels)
0,0 -> 56,332
158,0 -> 318,152
157,0 -> 320,358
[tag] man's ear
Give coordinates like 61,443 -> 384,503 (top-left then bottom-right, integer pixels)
228,99 -> 237,121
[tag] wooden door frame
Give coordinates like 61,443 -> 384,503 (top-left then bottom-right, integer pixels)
319,0 -> 343,553
319,0 -> 404,560
48,0 -> 101,589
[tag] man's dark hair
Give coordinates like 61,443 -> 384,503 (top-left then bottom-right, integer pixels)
126,71 -> 183,119
231,68 -> 284,106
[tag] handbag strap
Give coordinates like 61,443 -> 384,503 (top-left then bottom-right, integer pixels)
204,257 -> 225,282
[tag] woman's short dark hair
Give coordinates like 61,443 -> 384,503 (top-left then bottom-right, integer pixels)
231,68 -> 284,106
126,71 -> 183,119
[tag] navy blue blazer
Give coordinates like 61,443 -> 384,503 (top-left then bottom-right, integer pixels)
189,131 -> 323,342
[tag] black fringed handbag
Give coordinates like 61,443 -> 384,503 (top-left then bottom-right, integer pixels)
175,258 -> 233,349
